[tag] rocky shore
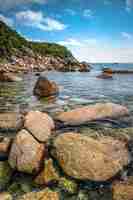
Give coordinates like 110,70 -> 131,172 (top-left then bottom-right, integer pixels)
0,55 -> 91,75
0,102 -> 133,199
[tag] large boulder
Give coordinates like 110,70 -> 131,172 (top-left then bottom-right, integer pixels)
24,111 -> 55,142
18,188 -> 60,200
0,112 -> 23,132
56,103 -> 129,126
0,71 -> 22,82
53,132 -> 129,181
33,76 -> 59,97
112,179 -> 133,200
9,129 -> 45,174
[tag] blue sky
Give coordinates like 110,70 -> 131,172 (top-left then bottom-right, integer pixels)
0,0 -> 133,62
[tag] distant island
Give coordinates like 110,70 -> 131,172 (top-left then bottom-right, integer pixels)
0,21 -> 90,73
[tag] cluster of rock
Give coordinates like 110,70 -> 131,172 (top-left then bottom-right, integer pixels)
0,55 -> 91,73
0,102 -> 133,199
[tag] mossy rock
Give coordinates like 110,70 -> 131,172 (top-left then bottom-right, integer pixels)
59,177 -> 78,195
8,181 -> 34,197
0,161 -> 12,190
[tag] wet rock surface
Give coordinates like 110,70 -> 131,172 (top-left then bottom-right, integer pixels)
56,103 -> 129,126
17,188 -> 60,200
112,178 -> 133,200
9,129 -> 45,174
53,132 -> 129,181
33,76 -> 59,97
0,112 -> 23,132
24,111 -> 55,142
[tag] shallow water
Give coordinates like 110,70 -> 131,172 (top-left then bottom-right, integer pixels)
0,64 -> 133,115
1,64 -> 133,199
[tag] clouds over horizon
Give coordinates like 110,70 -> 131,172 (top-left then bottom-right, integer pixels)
0,0 -> 133,62
15,10 -> 67,31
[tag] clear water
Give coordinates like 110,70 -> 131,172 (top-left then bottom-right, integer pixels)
0,63 -> 133,115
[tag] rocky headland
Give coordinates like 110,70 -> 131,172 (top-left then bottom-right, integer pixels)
0,21 -> 91,74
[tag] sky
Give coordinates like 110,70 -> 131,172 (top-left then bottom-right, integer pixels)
0,0 -> 133,63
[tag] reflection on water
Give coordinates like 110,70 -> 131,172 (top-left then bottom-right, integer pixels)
0,69 -> 133,115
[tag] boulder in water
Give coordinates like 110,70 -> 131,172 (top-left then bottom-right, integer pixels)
33,76 -> 59,97
56,103 -> 129,126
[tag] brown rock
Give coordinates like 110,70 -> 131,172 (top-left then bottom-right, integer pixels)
35,158 -> 59,185
112,179 -> 133,200
0,137 -> 11,153
0,71 -> 22,82
53,132 -> 129,181
96,72 -> 113,79
0,192 -> 12,200
17,188 -> 60,200
56,103 -> 129,126
0,112 -> 23,132
33,76 -> 59,97
9,129 -> 45,174
24,111 -> 55,142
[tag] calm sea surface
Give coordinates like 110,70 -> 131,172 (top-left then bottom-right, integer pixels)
0,63 -> 133,115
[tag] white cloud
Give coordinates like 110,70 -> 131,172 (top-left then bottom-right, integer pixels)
58,37 -> 133,63
65,9 -> 76,16
83,9 -> 94,18
126,0 -> 133,12
0,14 -> 13,26
58,38 -> 82,46
121,32 -> 133,39
0,0 -> 46,10
58,38 -> 97,47
16,10 -> 67,31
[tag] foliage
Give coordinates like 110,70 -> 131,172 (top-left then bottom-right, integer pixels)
0,21 -> 73,60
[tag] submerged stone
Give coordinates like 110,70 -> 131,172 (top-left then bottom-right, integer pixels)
17,188 -> 60,200
112,178 -> 133,200
56,103 -> 129,126
0,112 -> 23,132
35,158 -> 59,185
0,161 -> 12,190
59,177 -> 78,195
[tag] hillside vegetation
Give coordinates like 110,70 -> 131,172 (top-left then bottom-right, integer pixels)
0,21 -> 73,60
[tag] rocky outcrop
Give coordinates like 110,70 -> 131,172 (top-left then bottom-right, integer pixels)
24,111 -> 55,142
9,129 -> 45,174
0,112 -> 23,132
53,132 -> 129,181
18,188 -> 60,200
0,56 -> 92,73
33,76 -> 59,98
96,72 -> 113,79
56,103 -> 129,126
112,179 -> 133,200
